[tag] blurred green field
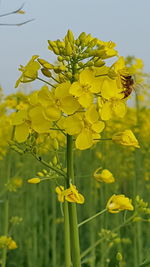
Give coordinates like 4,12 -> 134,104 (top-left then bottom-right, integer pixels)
0,106 -> 150,267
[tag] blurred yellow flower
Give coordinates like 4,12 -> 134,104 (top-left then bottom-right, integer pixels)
94,168 -> 115,183
106,194 -> 134,213
27,178 -> 41,184
0,236 -> 17,250
112,130 -> 140,148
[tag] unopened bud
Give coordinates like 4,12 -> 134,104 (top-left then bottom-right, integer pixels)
65,42 -> 73,56
41,68 -> 52,77
53,139 -> 59,150
67,30 -> 74,44
78,32 -> 86,43
28,178 -> 41,184
52,156 -> 58,166
37,172 -> 44,177
57,56 -> 64,62
86,61 -> 94,67
116,252 -> 123,261
94,59 -> 105,67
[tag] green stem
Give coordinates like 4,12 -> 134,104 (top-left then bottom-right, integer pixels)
52,184 -> 57,267
64,201 -> 71,267
31,153 -> 66,177
37,77 -> 56,88
78,209 -> 107,228
67,135 -> 81,267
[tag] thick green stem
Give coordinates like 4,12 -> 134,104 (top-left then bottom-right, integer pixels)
67,135 -> 81,267
52,184 -> 57,267
64,201 -> 71,267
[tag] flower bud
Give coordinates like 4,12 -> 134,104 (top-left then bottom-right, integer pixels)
27,178 -> 41,184
65,42 -> 73,56
94,59 -> 105,67
86,61 -> 94,67
89,38 -> 98,48
67,29 -> 74,44
41,68 -> 52,77
52,156 -> 58,166
116,252 -> 123,261
52,46 -> 60,55
57,56 -> 64,62
78,32 -> 86,43
38,58 -> 54,69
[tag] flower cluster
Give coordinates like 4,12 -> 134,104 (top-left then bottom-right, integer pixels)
12,30 -> 136,150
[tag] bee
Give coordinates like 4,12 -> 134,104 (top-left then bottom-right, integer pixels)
120,75 -> 134,99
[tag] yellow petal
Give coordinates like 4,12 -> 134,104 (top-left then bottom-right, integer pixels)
75,129 -> 93,150
100,102 -> 112,121
11,110 -> 28,125
63,115 -> 83,135
29,106 -> 51,133
55,82 -> 71,98
101,78 -> 118,99
85,105 -> 99,124
78,93 -> 93,108
44,105 -> 61,121
112,101 -> 126,118
15,123 -> 30,143
69,82 -> 83,97
60,96 -> 80,114
92,121 -> 105,133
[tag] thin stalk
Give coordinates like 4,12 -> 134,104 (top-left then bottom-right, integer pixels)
78,209 -> 106,228
37,77 -> 56,88
67,135 -> 81,267
31,152 -> 66,177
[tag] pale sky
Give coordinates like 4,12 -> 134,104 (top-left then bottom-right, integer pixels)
0,0 -> 150,94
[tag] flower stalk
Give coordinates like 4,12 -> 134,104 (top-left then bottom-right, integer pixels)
66,134 -> 81,267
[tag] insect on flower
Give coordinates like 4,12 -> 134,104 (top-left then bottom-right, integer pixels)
121,75 -> 134,99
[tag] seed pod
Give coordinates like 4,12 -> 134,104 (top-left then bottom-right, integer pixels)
41,68 -> 52,78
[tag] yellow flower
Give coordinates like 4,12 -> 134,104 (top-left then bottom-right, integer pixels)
97,40 -> 118,58
38,83 -> 80,118
8,239 -> 17,250
63,105 -> 105,150
55,184 -> 84,204
100,99 -> 126,121
15,55 -> 40,88
0,236 -> 17,250
112,130 -> 140,148
94,168 -> 115,183
29,106 -> 52,133
69,69 -> 102,108
55,186 -> 65,202
10,110 -> 30,143
106,194 -> 134,213
27,178 -> 41,184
